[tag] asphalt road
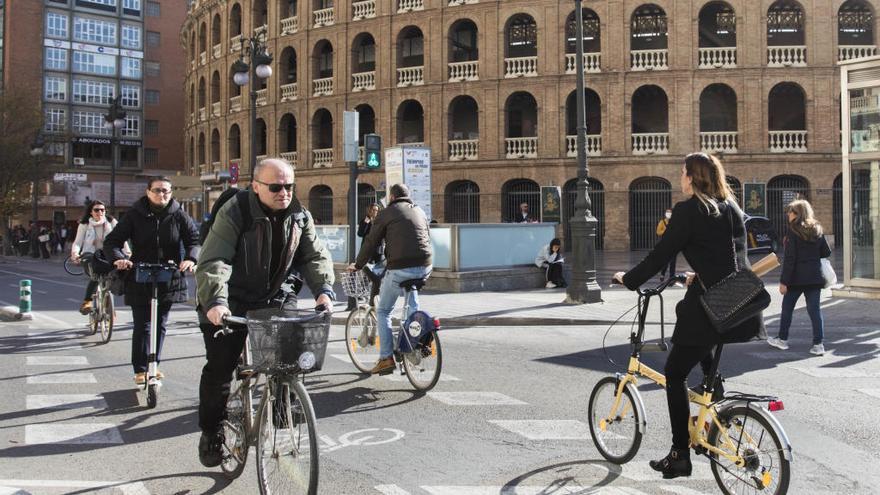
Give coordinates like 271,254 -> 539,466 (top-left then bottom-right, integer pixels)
0,256 -> 878,495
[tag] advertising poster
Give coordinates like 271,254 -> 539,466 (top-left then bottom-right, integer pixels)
403,147 -> 432,222
384,148 -> 403,199
743,183 -> 766,217
540,186 -> 562,223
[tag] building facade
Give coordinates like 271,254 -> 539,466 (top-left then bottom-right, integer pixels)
182,0 -> 875,250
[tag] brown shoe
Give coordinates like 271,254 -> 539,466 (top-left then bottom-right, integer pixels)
134,372 -> 146,385
370,357 -> 395,375
156,371 -> 165,380
79,300 -> 92,315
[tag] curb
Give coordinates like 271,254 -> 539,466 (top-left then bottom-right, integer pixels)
0,305 -> 31,321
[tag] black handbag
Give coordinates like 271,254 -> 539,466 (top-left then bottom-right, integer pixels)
698,204 -> 771,333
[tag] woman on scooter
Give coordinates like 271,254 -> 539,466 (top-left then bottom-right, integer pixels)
104,177 -> 200,385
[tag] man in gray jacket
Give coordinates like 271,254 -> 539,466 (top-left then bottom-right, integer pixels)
195,158 -> 335,467
348,183 -> 432,374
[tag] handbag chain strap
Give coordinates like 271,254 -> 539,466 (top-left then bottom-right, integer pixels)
697,200 -> 739,292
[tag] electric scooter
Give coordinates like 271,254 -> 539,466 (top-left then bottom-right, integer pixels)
134,261 -> 179,408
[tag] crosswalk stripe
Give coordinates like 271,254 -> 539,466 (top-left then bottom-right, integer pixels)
858,389 -> 880,400
660,485 -> 710,494
0,480 -> 148,495
428,392 -> 527,406
374,485 -> 412,495
26,356 -> 88,366
27,372 -> 96,384
25,424 -> 123,445
488,420 -> 590,440
421,487 -> 651,495
26,394 -> 107,410
787,366 -> 872,378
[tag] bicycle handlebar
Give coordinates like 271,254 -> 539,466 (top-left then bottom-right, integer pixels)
213,305 -> 330,338
611,273 -> 687,295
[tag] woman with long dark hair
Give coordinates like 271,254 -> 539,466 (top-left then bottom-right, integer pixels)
70,200 -> 120,314
613,153 -> 764,479
535,238 -> 567,288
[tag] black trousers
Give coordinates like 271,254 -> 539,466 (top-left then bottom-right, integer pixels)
664,343 -> 715,450
545,263 -> 567,287
199,322 -> 248,433
131,302 -> 171,374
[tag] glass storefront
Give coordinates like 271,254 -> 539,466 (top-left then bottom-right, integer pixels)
849,160 -> 879,280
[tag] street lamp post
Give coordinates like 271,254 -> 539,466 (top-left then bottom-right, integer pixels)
103,96 -> 126,216
565,0 -> 602,304
232,33 -> 273,176
29,134 -> 46,225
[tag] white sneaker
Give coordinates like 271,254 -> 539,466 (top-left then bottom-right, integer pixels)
545,281 -> 556,288
809,343 -> 826,355
767,337 -> 789,350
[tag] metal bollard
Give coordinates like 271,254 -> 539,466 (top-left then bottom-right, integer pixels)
17,280 -> 33,320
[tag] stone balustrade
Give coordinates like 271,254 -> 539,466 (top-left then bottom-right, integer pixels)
564,53 -> 601,73
631,133 -> 669,154
448,139 -> 479,161
631,49 -> 668,71
504,56 -> 538,78
767,46 -> 806,67
397,66 -> 424,87
448,61 -> 479,82
565,135 -> 602,157
505,137 -> 538,158
280,16 -> 298,35
313,7 -> 334,28
698,47 -> 736,68
769,130 -> 807,153
313,148 -> 333,167
313,77 -> 334,96
352,71 -> 376,91
352,0 -> 376,20
700,131 -> 738,153
280,82 -> 298,101
839,45 -> 877,61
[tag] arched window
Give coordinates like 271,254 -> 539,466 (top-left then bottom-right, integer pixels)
563,178 -> 605,250
565,89 -> 601,156
230,3 -> 242,37
281,0 -> 298,19
211,71 -> 221,105
314,40 -> 334,79
398,27 -> 424,68
630,4 -> 667,51
565,8 -> 600,54
502,179 -> 539,222
629,177 -> 671,249
199,22 -> 207,55
357,183 -> 376,217
210,129 -> 221,164
355,104 -> 375,145
448,96 -> 479,160
767,1 -> 805,46
698,2 -> 736,67
631,85 -> 669,154
505,14 -> 537,58
699,83 -> 738,153
767,175 -> 809,242
255,118 -> 267,156
198,77 -> 206,109
252,0 -> 268,29
397,100 -> 424,144
312,108 -> 333,149
198,132 -> 206,165
838,0 -> 875,61
228,124 -> 241,159
352,33 -> 376,74
279,47 -> 297,84
768,82 -> 807,152
449,20 -> 478,63
189,136 -> 195,170
279,113 -> 297,152
211,14 -> 221,48
189,83 -> 195,114
445,180 -> 480,223
726,175 -> 742,205
309,185 -> 333,224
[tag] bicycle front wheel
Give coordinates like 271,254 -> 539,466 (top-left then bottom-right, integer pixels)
257,378 -> 318,495
221,370 -> 251,479
588,376 -> 643,464
64,256 -> 84,276
403,331 -> 442,391
99,291 -> 114,344
708,406 -> 790,495
345,306 -> 379,374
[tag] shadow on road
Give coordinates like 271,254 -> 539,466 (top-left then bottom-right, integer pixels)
500,459 -> 627,493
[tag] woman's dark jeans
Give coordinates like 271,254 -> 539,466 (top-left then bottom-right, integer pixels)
665,344 -> 715,450
84,279 -> 98,301
131,303 -> 171,373
777,286 -> 824,345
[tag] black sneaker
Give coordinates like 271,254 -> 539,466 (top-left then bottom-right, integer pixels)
198,431 -> 224,468
649,447 -> 693,479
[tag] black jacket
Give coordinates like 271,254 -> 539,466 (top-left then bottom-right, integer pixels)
623,197 -> 764,346
357,217 -> 385,264
780,227 -> 831,288
355,198 -> 432,270
104,197 -> 200,306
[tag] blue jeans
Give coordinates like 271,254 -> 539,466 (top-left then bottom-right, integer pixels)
777,286 -> 824,345
376,265 -> 432,359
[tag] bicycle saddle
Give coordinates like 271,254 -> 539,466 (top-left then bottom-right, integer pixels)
398,278 -> 427,290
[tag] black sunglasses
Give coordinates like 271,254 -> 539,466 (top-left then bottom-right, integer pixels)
257,180 -> 294,193
92,207 -> 106,212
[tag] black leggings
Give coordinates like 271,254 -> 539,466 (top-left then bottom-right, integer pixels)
664,343 -> 716,450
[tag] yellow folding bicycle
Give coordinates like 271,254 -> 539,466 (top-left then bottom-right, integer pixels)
590,275 -> 792,495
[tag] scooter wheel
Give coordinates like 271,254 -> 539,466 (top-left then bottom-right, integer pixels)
146,384 -> 159,409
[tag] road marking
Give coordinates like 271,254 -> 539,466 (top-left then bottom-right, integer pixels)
25,424 -> 123,444
324,428 -> 406,453
0,480 -> 148,495
383,373 -> 460,382
26,394 -> 107,410
26,356 -> 89,365
610,456 -> 714,481
660,486 -> 712,494
787,366 -> 872,378
375,485 -> 411,495
67,298 -> 82,303
330,353 -> 355,363
858,389 -> 880,400
428,391 -> 527,406
0,270 -> 86,288
421,487 -> 651,495
27,372 -> 96,384
488,420 -> 590,440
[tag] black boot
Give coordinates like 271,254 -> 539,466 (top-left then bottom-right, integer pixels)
649,447 -> 692,479
198,430 -> 224,467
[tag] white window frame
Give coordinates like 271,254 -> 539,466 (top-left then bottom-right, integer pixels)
123,0 -> 141,11
121,57 -> 142,78
72,78 -> 115,105
46,12 -> 69,39
122,114 -> 140,137
73,110 -> 113,136
121,24 -> 141,49
45,47 -> 69,71
44,76 -> 67,102
72,51 -> 117,76
120,83 -> 140,107
44,108 -> 67,133
74,16 -> 118,45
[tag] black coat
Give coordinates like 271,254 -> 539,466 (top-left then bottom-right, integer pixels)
780,227 -> 831,288
623,197 -> 764,346
104,197 -> 200,306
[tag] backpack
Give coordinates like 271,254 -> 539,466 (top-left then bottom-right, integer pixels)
199,188 -> 252,245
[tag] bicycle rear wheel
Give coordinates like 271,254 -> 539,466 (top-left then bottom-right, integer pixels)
99,291 -> 114,344
64,256 -> 84,276
708,406 -> 790,495
257,378 -> 318,495
345,306 -> 379,374
221,370 -> 251,479
588,376 -> 643,464
403,330 -> 442,391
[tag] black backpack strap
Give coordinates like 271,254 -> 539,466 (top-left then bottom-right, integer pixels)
235,189 -> 253,233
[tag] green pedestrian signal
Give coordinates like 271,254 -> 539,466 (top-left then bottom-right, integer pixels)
364,133 -> 381,169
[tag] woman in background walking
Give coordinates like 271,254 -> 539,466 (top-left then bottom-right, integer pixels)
767,199 -> 831,355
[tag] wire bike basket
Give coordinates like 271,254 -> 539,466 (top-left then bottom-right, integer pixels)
340,270 -> 372,299
244,308 -> 331,373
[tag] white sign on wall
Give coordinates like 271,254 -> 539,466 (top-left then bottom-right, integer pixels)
384,147 -> 432,221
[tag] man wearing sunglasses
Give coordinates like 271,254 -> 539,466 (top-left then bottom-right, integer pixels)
194,158 -> 334,468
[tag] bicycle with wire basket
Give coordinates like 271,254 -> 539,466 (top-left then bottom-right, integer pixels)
589,275 -> 792,495
80,253 -> 114,344
215,308 -> 330,495
341,269 -> 442,391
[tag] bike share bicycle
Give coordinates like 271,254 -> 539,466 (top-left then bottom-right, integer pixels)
589,275 -> 792,495
134,261 -> 178,409
215,307 -> 330,495
80,252 -> 115,344
341,269 -> 442,391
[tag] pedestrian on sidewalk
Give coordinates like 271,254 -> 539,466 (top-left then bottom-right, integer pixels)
535,238 -> 567,288
767,199 -> 831,356
103,176 -> 200,386
514,202 -> 537,223
357,202 -> 385,306
656,208 -> 677,281
38,227 -> 51,259
70,200 -> 125,315
613,152 -> 763,481
195,158 -> 334,468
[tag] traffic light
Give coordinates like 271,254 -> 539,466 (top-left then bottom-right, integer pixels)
364,133 -> 381,169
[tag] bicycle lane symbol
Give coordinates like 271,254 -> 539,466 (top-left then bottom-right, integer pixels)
319,428 -> 405,454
